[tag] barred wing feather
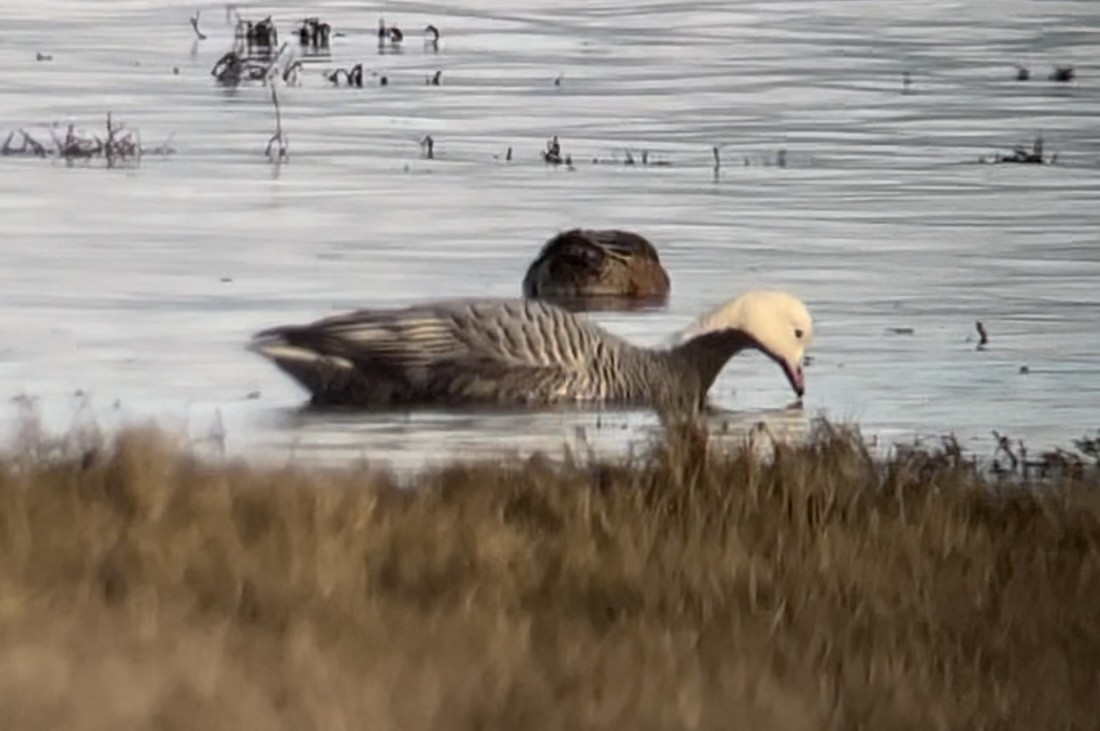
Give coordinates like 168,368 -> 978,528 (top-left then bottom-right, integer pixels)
262,299 -> 606,375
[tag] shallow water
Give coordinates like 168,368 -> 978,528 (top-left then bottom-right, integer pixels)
1,0 -> 1098,469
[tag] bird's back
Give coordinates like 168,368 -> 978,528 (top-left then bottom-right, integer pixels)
251,298 -> 644,407
522,229 -> 669,299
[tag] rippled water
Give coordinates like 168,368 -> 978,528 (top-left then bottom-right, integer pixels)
1,0 -> 1098,468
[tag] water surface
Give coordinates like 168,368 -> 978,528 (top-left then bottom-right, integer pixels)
1,0 -> 1098,469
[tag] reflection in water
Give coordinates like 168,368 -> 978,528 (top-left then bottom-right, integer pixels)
247,400 -> 811,472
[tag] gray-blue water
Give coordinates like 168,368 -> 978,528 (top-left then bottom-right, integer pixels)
1,0 -> 1098,469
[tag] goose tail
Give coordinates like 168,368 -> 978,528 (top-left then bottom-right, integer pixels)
247,326 -> 367,406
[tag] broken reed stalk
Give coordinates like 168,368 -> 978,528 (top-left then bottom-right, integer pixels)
265,85 -> 288,161
2,129 -> 48,157
282,59 -> 304,85
2,112 -> 155,165
212,41 -> 290,87
262,42 -> 290,84
190,11 -> 207,40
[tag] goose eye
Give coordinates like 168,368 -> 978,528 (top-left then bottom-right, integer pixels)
794,328 -> 804,339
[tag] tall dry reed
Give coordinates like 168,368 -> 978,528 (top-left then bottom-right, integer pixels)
0,420 -> 1097,730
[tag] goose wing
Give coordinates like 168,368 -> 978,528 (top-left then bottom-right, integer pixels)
252,298 -> 605,380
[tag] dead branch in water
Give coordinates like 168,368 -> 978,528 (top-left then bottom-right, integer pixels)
211,42 -> 290,87
190,10 -> 207,40
325,63 -> 364,88
265,85 -> 288,162
2,113 -> 173,167
298,17 -> 332,49
982,135 -> 1057,165
235,14 -> 278,50
282,59 -> 304,86
2,129 -> 48,157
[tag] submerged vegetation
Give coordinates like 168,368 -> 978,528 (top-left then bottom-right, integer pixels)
0,113 -> 174,166
0,420 -> 1097,729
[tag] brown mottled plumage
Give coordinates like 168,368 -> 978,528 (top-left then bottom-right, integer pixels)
521,229 -> 671,306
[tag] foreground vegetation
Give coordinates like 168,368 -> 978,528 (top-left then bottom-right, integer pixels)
0,421 -> 1098,730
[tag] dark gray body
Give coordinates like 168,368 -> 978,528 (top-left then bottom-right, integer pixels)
250,298 -> 756,412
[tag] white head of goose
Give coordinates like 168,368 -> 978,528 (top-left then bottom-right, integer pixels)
671,290 -> 812,398
248,290 -> 814,413
522,229 -> 671,310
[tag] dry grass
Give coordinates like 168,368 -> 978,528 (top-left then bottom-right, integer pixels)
0,420 -> 1098,730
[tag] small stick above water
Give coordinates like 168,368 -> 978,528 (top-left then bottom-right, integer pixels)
1049,65 -> 1075,83
190,11 -> 207,40
265,85 -> 288,161
424,24 -> 440,49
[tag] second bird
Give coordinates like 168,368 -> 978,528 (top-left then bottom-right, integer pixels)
522,229 -> 671,306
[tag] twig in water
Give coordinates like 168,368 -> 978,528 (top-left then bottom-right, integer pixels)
543,136 -> 563,165
283,60 -> 304,85
236,15 -> 278,50
190,11 -> 207,40
985,135 -> 1053,165
324,63 -> 363,88
976,321 -> 989,350
261,43 -> 290,85
424,26 -> 440,53
3,113 -> 158,167
1049,65 -> 1075,83
265,85 -> 288,161
298,17 -> 331,48
2,129 -> 48,157
104,112 -> 119,165
211,51 -> 242,86
211,42 -> 292,87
